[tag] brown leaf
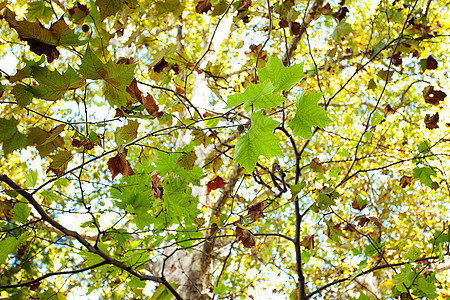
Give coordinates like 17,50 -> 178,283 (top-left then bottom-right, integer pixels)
235,226 -> 256,248
290,22 -> 301,35
237,0 -> 252,11
333,6 -> 349,22
385,104 -> 396,114
153,58 -> 169,73
310,158 -> 324,173
176,151 -> 197,170
343,223 -> 357,233
68,2 -> 89,24
126,79 -> 162,117
400,175 -> 412,188
107,152 -> 135,180
115,108 -> 126,118
72,138 -> 83,148
195,0 -> 212,14
351,197 -> 367,211
423,86 -> 447,105
357,216 -> 369,227
278,19 -> 289,28
206,176 -> 226,194
247,201 -> 265,222
47,167 -> 64,177
426,55 -> 438,70
424,112 -> 439,130
151,171 -> 164,199
392,52 -> 402,66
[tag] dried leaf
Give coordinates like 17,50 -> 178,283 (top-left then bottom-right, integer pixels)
320,3 -> 333,15
400,175 -> 412,188
235,226 -> 256,248
107,152 -> 135,180
247,201 -> 265,222
426,55 -> 438,70
126,79 -> 163,117
357,216 -> 369,227
195,0 -> 212,14
151,171 -> 164,199
351,197 -> 367,211
206,176 -> 226,194
424,113 -> 439,130
153,58 -> 169,73
392,52 -> 402,66
278,19 -> 289,28
115,108 -> 126,117
333,6 -> 349,22
368,216 -> 382,227
385,104 -> 396,114
423,86 -> 447,105
343,223 -> 357,233
290,22 -> 301,36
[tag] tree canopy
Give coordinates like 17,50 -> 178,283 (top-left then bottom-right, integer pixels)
1,0 -> 450,299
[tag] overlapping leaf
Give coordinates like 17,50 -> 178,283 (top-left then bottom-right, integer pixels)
234,111 -> 282,172
227,80 -> 285,109
78,47 -> 135,107
257,56 -> 304,92
289,92 -> 332,139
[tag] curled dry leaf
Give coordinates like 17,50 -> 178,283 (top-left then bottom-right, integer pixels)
206,176 -> 226,194
153,58 -> 169,73
126,79 -> 163,117
426,55 -> 438,70
235,226 -> 256,248
400,175 -> 413,188
423,86 -> 447,105
300,235 -> 315,250
368,216 -> 382,227
195,0 -> 212,14
107,152 -> 135,180
351,197 -> 367,211
151,171 -> 163,199
424,113 -> 439,130
247,201 -> 265,222
333,6 -> 349,22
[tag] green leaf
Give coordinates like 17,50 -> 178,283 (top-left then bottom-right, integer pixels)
214,283 -> 226,295
41,124 -> 65,145
27,127 -> 64,158
227,80 -> 285,110
0,233 -> 30,264
30,66 -> 85,101
78,46 -> 135,107
258,56 -> 305,92
0,117 -> 20,143
11,201 -> 31,223
288,92 -> 332,139
96,0 -> 123,20
11,84 -> 34,107
0,117 -> 27,154
115,120 -> 139,145
9,56 -> 45,83
234,111 -> 282,172
333,21 -> 353,42
50,150 -> 74,172
417,276 -> 438,298
413,166 -> 437,188
25,169 -> 38,187
371,111 -> 384,126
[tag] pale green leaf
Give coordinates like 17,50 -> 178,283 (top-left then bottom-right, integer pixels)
11,201 -> 31,223
227,80 -> 285,110
234,111 -> 282,171
413,166 -> 437,188
333,21 -> 353,42
25,169 -> 38,187
288,92 -> 332,139
258,56 -> 304,92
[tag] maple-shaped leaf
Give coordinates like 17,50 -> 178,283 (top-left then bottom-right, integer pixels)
68,2 -> 90,24
413,166 -> 437,188
95,0 -> 137,20
332,20 -> 353,42
126,79 -> 163,117
235,226 -> 256,248
3,9 -> 86,63
0,117 -> 27,155
227,80 -> 285,110
48,150 -> 73,176
424,113 -> 439,130
107,152 -> 135,180
27,127 -> 63,158
115,120 -> 139,145
235,111 -> 282,172
257,56 -> 305,92
11,85 -> 34,108
247,201 -> 265,222
31,66 -> 85,101
423,86 -> 447,105
41,124 -> 65,146
9,56 -> 45,83
195,0 -> 212,14
176,151 -> 197,170
79,47 -> 135,107
288,92 -> 332,139
151,171 -> 163,199
206,176 -> 226,194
